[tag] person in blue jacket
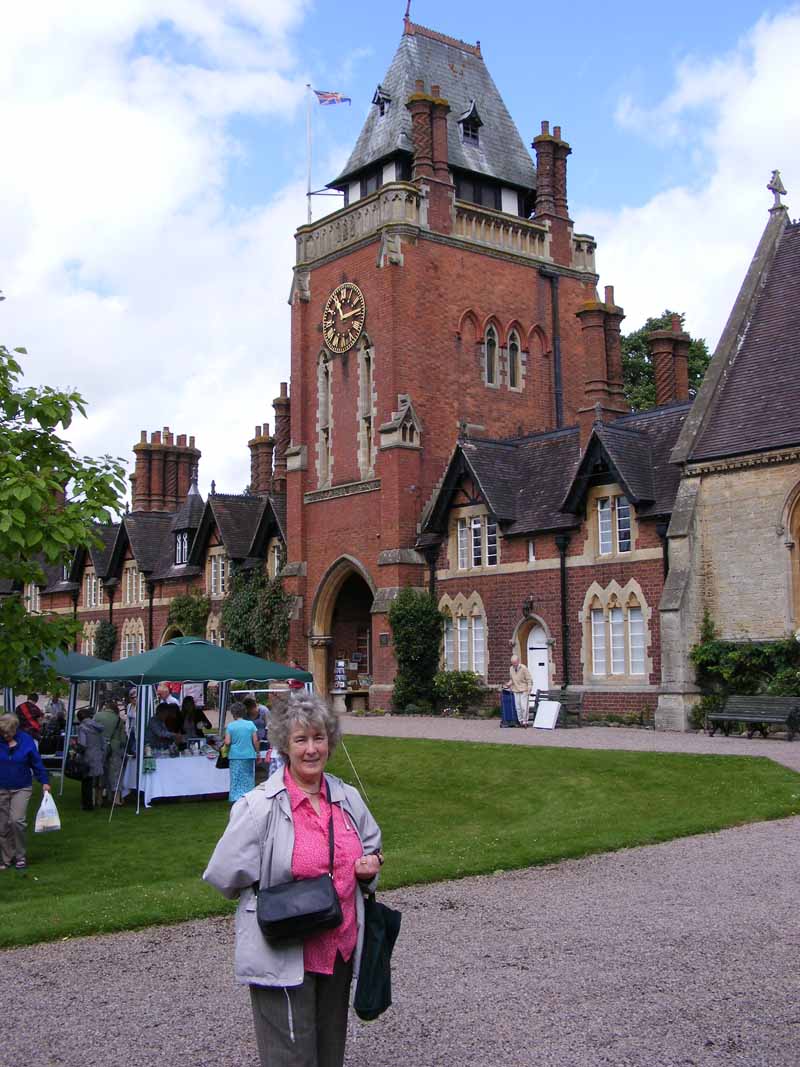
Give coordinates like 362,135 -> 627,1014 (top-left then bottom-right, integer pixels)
0,712 -> 50,870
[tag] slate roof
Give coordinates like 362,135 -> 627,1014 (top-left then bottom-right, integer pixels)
88,525 -> 119,576
331,20 -> 537,193
690,219 -> 800,462
123,512 -> 176,575
422,404 -> 691,539
209,495 -> 270,560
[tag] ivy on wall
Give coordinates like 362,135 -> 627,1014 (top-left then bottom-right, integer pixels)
167,593 -> 211,637
221,571 -> 292,659
95,620 -> 117,662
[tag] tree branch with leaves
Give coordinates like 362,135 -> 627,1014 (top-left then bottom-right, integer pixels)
0,344 -> 126,690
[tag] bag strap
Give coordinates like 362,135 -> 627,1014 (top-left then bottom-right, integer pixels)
325,778 -> 335,876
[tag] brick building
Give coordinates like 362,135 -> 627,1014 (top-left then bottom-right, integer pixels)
16,17 -> 710,723
279,17 -> 693,718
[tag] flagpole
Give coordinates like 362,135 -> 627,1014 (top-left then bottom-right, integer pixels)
306,83 -> 313,224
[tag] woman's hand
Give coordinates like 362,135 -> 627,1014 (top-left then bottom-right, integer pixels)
354,854 -> 381,881
42,784 -> 51,793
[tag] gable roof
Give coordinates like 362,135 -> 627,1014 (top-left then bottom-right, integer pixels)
421,404 -> 690,539
123,512 -> 176,575
673,207 -> 800,464
331,20 -> 536,193
171,484 -> 205,531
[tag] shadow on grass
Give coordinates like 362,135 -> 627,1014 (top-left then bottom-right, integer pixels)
3,737 -> 799,948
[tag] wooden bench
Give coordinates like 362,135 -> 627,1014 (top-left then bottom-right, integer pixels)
706,695 -> 800,741
532,689 -> 585,729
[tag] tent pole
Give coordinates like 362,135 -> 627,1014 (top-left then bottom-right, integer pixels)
60,682 -> 79,797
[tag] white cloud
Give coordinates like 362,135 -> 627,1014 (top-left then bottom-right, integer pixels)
585,9 -> 800,345
0,0 -> 311,498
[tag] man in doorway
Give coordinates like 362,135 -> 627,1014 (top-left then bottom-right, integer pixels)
506,655 -> 533,727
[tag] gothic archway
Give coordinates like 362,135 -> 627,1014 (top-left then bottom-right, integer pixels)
309,556 -> 376,695
160,624 -> 184,645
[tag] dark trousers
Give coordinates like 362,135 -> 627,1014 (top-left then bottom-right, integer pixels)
250,953 -> 353,1067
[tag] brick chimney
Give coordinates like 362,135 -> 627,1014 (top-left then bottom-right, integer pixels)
131,428 -> 201,512
406,81 -> 453,234
532,121 -> 572,265
248,422 -> 275,495
576,287 -> 629,448
272,382 -> 290,493
647,314 -> 691,406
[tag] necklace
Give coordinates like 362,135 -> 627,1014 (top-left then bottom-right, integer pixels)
299,785 -> 321,795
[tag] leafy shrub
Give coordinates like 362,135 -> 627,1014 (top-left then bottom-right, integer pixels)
432,670 -> 484,714
94,620 -> 117,661
689,612 -> 800,728
221,572 -> 292,658
167,593 -> 210,637
388,588 -> 444,711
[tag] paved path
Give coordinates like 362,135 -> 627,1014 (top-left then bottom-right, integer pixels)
339,713 -> 800,773
6,817 -> 800,1067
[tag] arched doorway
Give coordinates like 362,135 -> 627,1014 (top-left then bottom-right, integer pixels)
514,617 -> 551,694
160,625 -> 183,645
309,557 -> 376,698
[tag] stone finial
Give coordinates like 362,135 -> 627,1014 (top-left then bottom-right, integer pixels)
210,479 -> 216,496
768,169 -> 787,208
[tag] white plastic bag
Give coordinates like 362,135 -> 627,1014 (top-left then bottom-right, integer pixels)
34,792 -> 61,833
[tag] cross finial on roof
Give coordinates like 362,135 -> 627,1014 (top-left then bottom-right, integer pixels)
210,479 -> 216,496
768,169 -> 787,209
404,0 -> 412,20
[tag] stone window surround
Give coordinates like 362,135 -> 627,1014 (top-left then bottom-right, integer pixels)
24,582 -> 41,614
207,548 -> 229,598
483,323 -> 500,389
83,567 -> 103,609
316,352 -> 334,489
584,484 -> 637,560
439,591 -> 489,679
447,504 -> 501,575
357,338 -> 378,479
579,579 -> 653,686
207,611 -> 225,646
123,563 -> 146,606
267,536 -> 284,579
81,619 -> 99,657
120,617 -> 146,658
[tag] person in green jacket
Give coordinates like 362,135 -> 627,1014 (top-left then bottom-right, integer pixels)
95,702 -> 126,806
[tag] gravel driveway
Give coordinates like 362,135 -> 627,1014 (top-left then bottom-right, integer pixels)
6,815 -> 800,1067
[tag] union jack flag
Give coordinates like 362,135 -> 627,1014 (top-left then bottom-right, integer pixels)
313,89 -> 351,106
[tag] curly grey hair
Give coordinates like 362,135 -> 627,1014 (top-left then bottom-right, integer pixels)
268,691 -> 341,759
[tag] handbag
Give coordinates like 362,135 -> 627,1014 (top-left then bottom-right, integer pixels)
64,749 -> 88,781
354,892 -> 402,1021
216,743 -> 229,770
256,780 -> 342,942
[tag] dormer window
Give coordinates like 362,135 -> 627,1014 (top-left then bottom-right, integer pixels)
372,85 -> 391,117
175,531 -> 189,565
458,100 -> 483,147
62,560 -> 71,581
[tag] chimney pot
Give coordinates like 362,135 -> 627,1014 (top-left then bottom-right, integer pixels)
553,125 -> 562,139
177,433 -> 186,446
189,436 -> 195,448
604,285 -> 615,305
415,79 -> 424,93
431,83 -> 440,96
280,381 -> 288,399
671,313 -> 681,333
140,430 -> 147,443
541,120 -> 549,134
152,431 -> 161,445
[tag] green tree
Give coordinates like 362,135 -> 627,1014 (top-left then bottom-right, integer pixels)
0,344 -> 126,691
621,310 -> 711,411
388,587 -> 444,711
221,570 -> 293,658
167,592 -> 211,636
94,620 -> 118,661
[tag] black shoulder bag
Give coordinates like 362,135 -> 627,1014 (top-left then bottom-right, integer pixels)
256,780 -> 343,943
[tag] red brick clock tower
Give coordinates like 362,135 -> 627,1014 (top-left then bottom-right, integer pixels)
282,18 -> 616,705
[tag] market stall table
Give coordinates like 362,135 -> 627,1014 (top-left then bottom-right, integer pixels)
123,754 -> 230,807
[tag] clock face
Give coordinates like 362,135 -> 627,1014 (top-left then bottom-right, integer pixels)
322,283 -> 366,354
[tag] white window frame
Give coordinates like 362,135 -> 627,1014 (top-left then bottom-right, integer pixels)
527,539 -> 536,563
444,618 -> 455,670
175,531 -> 188,565
209,552 -> 228,597
591,608 -> 606,675
25,583 -> 41,614
472,614 -> 485,676
616,496 -> 631,554
628,606 -> 645,675
457,617 -> 469,670
609,606 -> 625,674
457,520 -> 469,570
471,516 -> 483,568
597,498 -> 612,555
485,519 -> 498,567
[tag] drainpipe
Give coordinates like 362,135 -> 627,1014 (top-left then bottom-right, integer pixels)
71,590 -> 79,651
656,520 -> 670,580
107,587 -> 114,624
540,268 -> 564,428
555,533 -> 571,687
423,546 -> 438,599
147,581 -> 155,649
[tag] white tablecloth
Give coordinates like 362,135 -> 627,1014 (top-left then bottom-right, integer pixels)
123,756 -> 230,807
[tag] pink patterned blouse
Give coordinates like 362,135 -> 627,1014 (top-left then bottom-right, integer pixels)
285,769 -> 364,975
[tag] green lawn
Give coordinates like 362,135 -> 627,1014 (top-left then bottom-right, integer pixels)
3,737 -> 800,948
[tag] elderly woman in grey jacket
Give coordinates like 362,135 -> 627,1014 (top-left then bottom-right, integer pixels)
204,691 -> 382,1067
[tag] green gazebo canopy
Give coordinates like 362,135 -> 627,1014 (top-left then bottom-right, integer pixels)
69,636 -> 313,685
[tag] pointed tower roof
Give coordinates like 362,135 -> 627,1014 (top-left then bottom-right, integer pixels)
171,477 -> 205,531
330,19 -> 536,193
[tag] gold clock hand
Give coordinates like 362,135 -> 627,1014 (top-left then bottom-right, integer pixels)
340,307 -> 362,320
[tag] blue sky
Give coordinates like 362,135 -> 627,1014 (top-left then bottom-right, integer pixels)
1,1 -> 798,495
